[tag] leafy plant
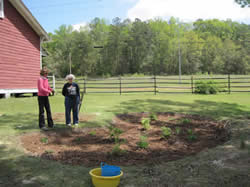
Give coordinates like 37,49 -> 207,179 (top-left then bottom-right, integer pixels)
141,118 -> 151,130
187,129 -> 197,141
89,130 -> 96,136
176,127 -> 181,135
161,127 -> 172,138
181,118 -> 191,124
40,137 -> 48,144
108,126 -> 123,143
194,80 -> 222,94
137,135 -> 149,149
111,144 -> 126,156
150,113 -> 158,121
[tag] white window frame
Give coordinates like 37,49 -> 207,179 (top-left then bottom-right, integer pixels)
0,0 -> 4,19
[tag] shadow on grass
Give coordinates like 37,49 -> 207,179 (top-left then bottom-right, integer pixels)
0,112 -> 104,136
0,144 -> 92,187
108,99 -> 250,120
0,113 -> 38,133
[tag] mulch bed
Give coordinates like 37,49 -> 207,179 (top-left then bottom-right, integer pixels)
20,112 -> 230,167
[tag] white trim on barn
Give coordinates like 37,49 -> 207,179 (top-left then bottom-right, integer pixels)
0,0 -> 4,18
0,89 -> 38,98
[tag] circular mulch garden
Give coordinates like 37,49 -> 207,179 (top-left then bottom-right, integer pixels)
20,112 -> 230,167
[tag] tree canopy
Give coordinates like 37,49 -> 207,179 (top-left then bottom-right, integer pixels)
235,0 -> 250,7
43,18 -> 250,77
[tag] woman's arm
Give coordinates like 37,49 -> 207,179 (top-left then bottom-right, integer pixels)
62,84 -> 67,96
76,83 -> 80,96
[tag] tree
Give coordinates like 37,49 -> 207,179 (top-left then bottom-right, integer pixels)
235,0 -> 250,7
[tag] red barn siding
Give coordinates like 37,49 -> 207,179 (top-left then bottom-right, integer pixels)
0,0 -> 40,90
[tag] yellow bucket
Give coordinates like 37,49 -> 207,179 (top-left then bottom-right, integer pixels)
89,168 -> 123,187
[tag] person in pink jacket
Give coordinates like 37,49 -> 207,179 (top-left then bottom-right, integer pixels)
37,67 -> 54,130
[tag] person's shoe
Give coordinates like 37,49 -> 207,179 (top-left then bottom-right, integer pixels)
74,123 -> 79,127
41,127 -> 48,131
67,124 -> 71,127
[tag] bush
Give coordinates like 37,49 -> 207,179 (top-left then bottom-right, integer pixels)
194,80 -> 221,94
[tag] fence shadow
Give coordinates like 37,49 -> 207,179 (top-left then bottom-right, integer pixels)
108,99 -> 250,120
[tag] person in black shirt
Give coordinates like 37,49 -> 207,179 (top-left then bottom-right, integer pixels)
62,74 -> 80,126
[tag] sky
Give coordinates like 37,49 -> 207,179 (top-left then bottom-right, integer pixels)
22,0 -> 250,33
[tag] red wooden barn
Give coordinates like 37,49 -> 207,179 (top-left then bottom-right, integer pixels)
0,0 -> 49,98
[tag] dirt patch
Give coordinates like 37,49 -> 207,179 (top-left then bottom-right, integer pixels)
53,113 -> 95,123
20,112 -> 230,167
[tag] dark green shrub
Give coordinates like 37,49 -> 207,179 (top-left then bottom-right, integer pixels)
195,80 -> 221,94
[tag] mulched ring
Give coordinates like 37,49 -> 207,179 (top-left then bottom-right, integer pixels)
20,112 -> 231,167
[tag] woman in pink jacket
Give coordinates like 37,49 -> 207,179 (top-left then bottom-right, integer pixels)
37,67 -> 54,130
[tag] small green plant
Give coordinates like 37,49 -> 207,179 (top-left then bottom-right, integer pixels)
187,129 -> 197,141
89,130 -> 96,136
111,144 -> 124,156
40,137 -> 48,144
150,113 -> 158,121
176,127 -> 181,135
181,118 -> 191,124
137,135 -> 149,149
108,126 -> 123,143
141,118 -> 151,130
161,127 -> 172,138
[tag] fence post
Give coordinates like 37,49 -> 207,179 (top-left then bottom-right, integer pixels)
52,74 -> 56,91
84,78 -> 86,93
191,75 -> 194,94
119,76 -> 122,95
228,74 -> 231,94
154,75 -> 157,95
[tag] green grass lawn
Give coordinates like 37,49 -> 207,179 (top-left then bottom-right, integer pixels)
1,93 -> 250,186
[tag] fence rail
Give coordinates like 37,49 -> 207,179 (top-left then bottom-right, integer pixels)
48,75 -> 250,95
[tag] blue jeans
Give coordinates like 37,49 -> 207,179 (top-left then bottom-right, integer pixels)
65,96 -> 79,124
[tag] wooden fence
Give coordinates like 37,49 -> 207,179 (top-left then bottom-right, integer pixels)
49,75 -> 250,94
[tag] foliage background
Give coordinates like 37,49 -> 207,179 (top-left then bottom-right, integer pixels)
43,18 -> 250,78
